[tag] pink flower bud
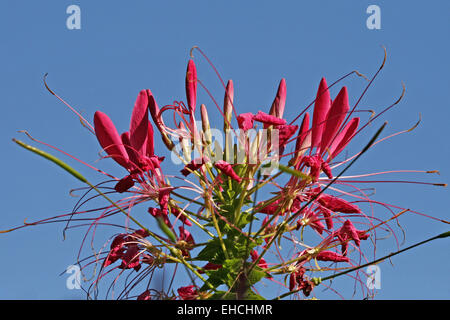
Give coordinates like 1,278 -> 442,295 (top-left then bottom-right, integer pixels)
185,59 -> 197,113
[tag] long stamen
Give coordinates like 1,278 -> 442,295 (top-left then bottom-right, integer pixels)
43,73 -> 95,133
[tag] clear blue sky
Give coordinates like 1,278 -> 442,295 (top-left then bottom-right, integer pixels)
1,1 -> 449,299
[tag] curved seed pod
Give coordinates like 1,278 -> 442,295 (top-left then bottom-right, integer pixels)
13,139 -> 87,183
147,89 -> 175,150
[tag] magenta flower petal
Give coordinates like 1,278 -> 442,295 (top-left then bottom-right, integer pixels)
178,285 -> 198,300
158,187 -> 174,213
147,89 -> 161,128
119,244 -> 141,271
178,226 -> 195,245
253,111 -> 286,126
297,208 -> 324,234
103,234 -> 128,267
199,262 -> 222,273
318,205 -> 334,229
121,131 -> 139,168
336,220 -> 369,254
237,113 -> 254,131
214,160 -> 242,183
321,161 -> 333,179
146,121 -> 155,157
180,156 -> 209,176
320,86 -> 350,154
256,198 -> 283,215
329,117 -> 360,160
148,207 -> 172,229
250,250 -> 269,269
94,111 -> 130,169
269,78 -> 286,119
170,207 -> 192,226
316,250 -> 350,263
131,229 -> 150,239
277,124 -> 299,155
114,175 -> 134,193
129,90 -> 149,157
318,194 -> 362,213
302,155 -> 323,182
295,112 -> 310,154
311,78 -> 331,150
137,290 -> 151,300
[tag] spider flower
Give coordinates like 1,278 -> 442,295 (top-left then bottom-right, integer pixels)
9,48 -> 446,301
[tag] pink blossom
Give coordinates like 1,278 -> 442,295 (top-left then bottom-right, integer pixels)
316,250 -> 350,263
319,86 -> 349,154
178,285 -> 199,300
336,220 -> 369,254
199,262 -> 222,273
296,208 -> 325,235
289,267 -> 306,291
137,290 -> 151,300
256,198 -> 284,215
114,174 -> 135,193
237,113 -> 254,131
311,77 -> 331,151
317,205 -> 334,229
250,250 -> 268,269
170,207 -> 192,226
214,160 -> 242,183
179,226 -> 195,245
318,194 -> 362,213
180,156 -> 209,176
103,229 -> 149,272
94,111 -> 130,169
277,124 -> 299,155
253,111 -> 286,126
328,117 -> 360,161
148,207 -> 172,229
292,112 -> 311,165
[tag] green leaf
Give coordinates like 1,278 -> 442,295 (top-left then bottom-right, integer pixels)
243,289 -> 266,300
246,267 -> 266,286
201,258 -> 242,291
196,238 -> 228,263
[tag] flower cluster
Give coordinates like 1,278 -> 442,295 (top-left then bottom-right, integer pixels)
8,48 -> 447,300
